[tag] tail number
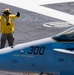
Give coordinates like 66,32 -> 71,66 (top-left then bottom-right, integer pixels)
28,46 -> 45,55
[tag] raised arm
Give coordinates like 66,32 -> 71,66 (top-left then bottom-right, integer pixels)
10,12 -> 20,18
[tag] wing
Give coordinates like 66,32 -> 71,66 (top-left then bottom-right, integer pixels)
53,48 -> 74,54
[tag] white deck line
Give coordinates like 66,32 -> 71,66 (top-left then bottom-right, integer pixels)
1,0 -> 74,25
1,0 -> 74,5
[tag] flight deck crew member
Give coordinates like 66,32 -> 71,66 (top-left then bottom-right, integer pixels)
0,8 -> 20,48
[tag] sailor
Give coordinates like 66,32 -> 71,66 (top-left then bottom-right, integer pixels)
0,8 -> 20,48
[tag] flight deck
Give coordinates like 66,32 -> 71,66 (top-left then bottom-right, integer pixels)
0,0 -> 74,75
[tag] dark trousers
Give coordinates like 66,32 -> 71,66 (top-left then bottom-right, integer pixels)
1,33 -> 14,48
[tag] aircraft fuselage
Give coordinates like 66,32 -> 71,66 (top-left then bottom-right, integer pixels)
0,37 -> 74,75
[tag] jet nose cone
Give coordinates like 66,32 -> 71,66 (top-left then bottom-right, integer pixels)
0,47 -> 12,71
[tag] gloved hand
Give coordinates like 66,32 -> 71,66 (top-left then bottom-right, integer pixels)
16,12 -> 20,17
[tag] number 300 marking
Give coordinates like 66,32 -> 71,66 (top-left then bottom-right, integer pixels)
28,46 -> 45,55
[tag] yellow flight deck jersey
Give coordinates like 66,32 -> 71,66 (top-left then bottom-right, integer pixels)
0,15 -> 19,34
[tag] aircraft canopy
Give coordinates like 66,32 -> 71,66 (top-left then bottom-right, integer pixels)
52,26 -> 74,42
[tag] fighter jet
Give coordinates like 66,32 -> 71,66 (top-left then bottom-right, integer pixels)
0,26 -> 74,75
